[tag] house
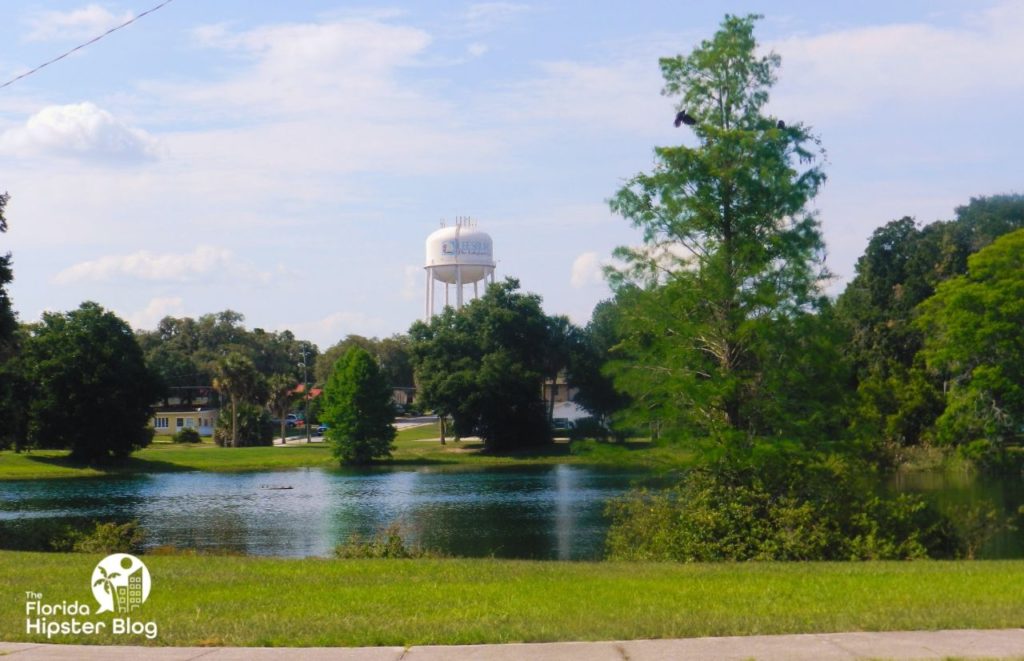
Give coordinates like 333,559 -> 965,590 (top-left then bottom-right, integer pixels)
543,373 -> 590,425
392,386 -> 416,407
542,374 -> 578,406
151,406 -> 218,437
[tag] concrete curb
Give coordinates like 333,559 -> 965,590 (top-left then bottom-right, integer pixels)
3,629 -> 1024,660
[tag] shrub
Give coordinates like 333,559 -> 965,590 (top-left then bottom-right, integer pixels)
0,517 -> 78,551
214,403 -> 273,447
0,518 -> 144,553
172,428 -> 201,444
606,446 -> 960,561
568,417 -> 611,442
334,523 -> 442,559
69,520 -> 145,554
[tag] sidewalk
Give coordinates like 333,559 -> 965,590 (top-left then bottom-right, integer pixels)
3,629 -> 1024,660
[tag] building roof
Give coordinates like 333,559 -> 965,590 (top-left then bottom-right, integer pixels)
291,384 -> 323,398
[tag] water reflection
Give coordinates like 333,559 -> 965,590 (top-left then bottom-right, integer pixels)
890,469 -> 1024,558
0,466 -> 642,559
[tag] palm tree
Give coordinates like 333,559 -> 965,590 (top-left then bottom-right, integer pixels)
213,352 -> 262,447
267,373 -> 297,445
543,315 -> 576,422
93,565 -> 122,611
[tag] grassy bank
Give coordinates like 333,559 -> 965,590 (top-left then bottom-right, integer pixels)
0,423 -> 688,480
3,551 -> 1023,646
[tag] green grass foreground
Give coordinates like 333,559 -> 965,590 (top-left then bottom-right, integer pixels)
0,423 -> 688,480
3,552 -> 1024,647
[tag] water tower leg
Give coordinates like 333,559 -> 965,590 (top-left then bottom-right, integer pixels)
473,281 -> 478,300
445,283 -> 449,308
430,271 -> 436,318
456,266 -> 464,309
425,270 -> 431,320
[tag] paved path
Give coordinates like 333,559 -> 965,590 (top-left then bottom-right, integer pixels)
3,629 -> 1024,660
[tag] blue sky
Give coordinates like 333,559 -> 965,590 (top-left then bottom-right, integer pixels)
0,1 -> 1021,348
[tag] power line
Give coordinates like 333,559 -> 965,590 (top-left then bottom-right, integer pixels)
0,0 -> 178,90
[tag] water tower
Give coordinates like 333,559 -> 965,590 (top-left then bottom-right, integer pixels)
425,217 -> 496,319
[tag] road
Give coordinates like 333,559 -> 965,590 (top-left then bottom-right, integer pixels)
274,416 -> 437,446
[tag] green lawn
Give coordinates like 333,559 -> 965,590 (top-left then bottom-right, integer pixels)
0,443 -> 338,479
0,423 -> 688,480
3,552 -> 1023,647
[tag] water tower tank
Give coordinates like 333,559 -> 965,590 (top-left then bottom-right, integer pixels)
424,218 -> 496,319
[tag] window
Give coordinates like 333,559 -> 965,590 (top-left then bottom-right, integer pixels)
176,418 -> 184,429
154,417 -> 168,429
185,418 -> 195,428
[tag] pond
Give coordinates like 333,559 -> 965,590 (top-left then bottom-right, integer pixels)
3,465 -> 1022,559
0,465 -> 646,560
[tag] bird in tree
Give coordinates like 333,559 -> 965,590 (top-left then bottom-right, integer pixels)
609,14 -> 830,439
674,110 -> 697,127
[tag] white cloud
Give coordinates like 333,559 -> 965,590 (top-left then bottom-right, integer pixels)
770,2 -> 1024,119
570,251 -> 604,288
124,296 -> 185,330
25,4 -> 132,42
182,19 -> 434,117
493,59 -> 664,134
467,42 -> 489,57
53,245 -> 270,285
150,17 -> 505,175
0,102 -> 160,163
461,3 -> 532,33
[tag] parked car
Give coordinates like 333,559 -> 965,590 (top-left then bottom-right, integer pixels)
551,418 -> 572,432
270,416 -> 297,429
316,423 -> 329,435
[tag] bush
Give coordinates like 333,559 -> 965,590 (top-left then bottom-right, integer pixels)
172,427 -> 201,444
334,523 -> 443,559
606,445 -> 960,561
69,520 -> 145,554
568,417 -> 611,442
214,403 -> 273,447
0,518 -> 144,553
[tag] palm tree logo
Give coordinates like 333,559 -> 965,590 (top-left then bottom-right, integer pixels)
90,554 -> 152,614
92,565 -> 121,608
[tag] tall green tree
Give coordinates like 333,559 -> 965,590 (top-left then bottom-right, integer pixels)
266,373 -> 298,444
542,315 -> 575,422
566,299 -> 630,427
138,312 -> 316,406
0,191 -> 25,449
321,346 -> 396,464
607,14 -> 830,441
836,195 -> 1024,451
409,278 -> 552,449
213,352 -> 265,447
21,302 -> 160,462
0,191 -> 14,353
916,229 -> 1024,458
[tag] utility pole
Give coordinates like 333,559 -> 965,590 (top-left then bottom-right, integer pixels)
300,348 -> 311,444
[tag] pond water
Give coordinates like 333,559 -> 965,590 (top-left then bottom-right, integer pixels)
889,469 -> 1024,558
0,466 -> 645,559
3,465 -> 1022,559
